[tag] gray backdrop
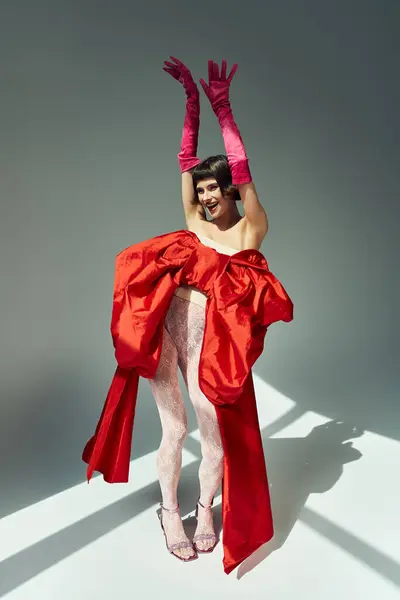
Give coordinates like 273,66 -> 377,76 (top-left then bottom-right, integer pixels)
0,0 -> 399,522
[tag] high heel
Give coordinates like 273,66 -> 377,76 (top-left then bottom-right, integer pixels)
157,503 -> 198,562
193,498 -> 218,554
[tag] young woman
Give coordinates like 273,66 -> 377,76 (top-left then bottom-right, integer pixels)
82,58 -> 293,574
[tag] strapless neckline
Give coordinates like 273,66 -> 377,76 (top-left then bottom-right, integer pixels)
194,232 -> 241,255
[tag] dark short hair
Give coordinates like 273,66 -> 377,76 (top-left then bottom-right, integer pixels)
192,155 -> 241,201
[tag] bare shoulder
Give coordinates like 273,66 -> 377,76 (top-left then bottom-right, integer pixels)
241,217 -> 268,250
185,204 -> 207,230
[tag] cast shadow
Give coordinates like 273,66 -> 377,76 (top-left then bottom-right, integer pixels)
0,366 -> 200,520
237,419 -> 364,579
0,457 -> 203,598
0,419 -> 362,596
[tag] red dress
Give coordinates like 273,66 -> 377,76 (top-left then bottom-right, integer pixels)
82,229 -> 293,574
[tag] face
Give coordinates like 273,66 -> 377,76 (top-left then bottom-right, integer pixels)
195,178 -> 232,219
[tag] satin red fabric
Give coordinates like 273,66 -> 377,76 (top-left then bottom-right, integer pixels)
82,229 -> 293,574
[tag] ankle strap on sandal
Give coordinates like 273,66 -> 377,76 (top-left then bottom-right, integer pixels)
160,502 -> 180,513
198,498 -> 213,510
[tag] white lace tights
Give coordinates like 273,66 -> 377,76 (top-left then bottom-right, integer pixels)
149,295 -> 224,509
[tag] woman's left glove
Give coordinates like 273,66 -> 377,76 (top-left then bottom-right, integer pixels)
163,56 -> 201,172
200,60 -> 251,185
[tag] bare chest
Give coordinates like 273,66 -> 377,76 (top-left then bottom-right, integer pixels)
193,221 -> 263,252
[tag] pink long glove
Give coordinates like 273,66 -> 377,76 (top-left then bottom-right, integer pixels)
200,60 -> 252,185
163,56 -> 201,172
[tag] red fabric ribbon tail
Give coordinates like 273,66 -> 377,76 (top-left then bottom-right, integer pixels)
215,373 -> 274,575
82,366 -> 139,483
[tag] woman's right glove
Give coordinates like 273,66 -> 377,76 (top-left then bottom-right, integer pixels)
163,56 -> 201,173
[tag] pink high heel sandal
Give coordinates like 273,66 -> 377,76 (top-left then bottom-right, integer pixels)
193,498 -> 218,554
157,503 -> 198,562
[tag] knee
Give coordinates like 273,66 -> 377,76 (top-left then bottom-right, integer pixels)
162,421 -> 188,447
203,442 -> 224,468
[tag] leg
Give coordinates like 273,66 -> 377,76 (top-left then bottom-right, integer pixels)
167,297 -> 224,552
148,322 -> 196,560
190,385 -> 223,553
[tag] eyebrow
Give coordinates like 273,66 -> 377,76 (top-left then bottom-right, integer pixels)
196,183 -> 217,191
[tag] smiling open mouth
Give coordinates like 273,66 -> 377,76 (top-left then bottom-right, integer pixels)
206,202 -> 218,212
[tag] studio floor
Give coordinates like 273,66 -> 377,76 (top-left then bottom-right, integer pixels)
0,375 -> 399,600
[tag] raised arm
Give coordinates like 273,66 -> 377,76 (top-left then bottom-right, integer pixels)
163,56 -> 204,226
200,60 -> 268,238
